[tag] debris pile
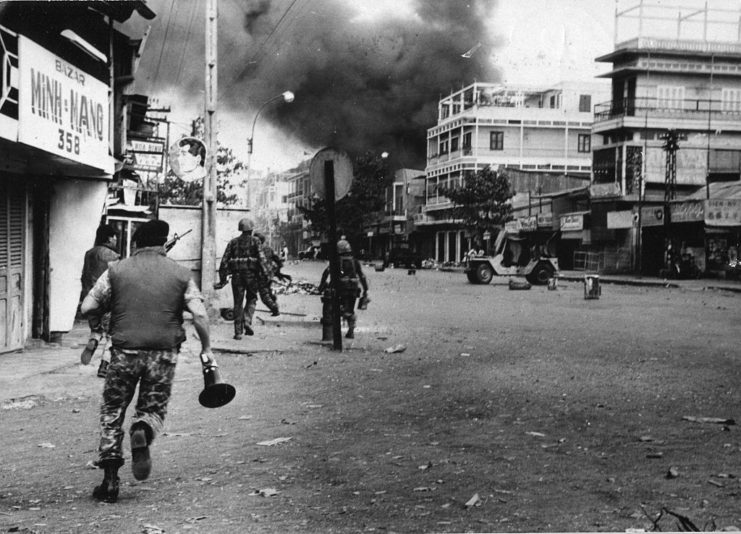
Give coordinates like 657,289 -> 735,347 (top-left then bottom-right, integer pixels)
274,279 -> 320,296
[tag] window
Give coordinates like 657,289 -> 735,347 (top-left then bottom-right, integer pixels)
439,139 -> 449,155
489,131 -> 503,150
462,132 -> 472,154
721,88 -> 741,113
578,134 -> 591,153
578,94 -> 591,112
657,85 -> 685,109
451,136 -> 459,153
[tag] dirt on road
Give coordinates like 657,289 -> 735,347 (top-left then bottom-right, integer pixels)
2,261 -> 741,533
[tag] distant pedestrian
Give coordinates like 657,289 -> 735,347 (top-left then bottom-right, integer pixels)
80,224 -> 119,377
253,232 -> 280,317
80,219 -> 213,503
215,218 -> 270,339
280,241 -> 289,263
318,240 -> 369,339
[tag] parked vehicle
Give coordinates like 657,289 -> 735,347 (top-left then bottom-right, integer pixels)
298,245 -> 321,260
465,230 -> 559,285
386,247 -> 423,269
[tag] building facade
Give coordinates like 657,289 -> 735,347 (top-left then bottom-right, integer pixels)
590,1 -> 741,276
0,2 -> 155,351
420,81 -> 610,264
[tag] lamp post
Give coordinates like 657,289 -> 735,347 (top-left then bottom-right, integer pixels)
245,91 -> 294,215
246,91 -> 295,169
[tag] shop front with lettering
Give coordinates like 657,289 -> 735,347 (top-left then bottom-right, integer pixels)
0,22 -> 113,349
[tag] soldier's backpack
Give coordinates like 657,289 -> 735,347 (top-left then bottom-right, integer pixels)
338,255 -> 360,296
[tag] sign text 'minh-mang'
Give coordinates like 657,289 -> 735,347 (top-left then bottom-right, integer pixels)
30,67 -> 105,141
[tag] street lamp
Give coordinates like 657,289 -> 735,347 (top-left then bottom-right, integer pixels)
247,91 -> 295,161
245,91 -> 294,243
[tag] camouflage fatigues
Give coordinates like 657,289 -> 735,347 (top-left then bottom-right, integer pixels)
87,247 -> 203,464
257,243 -> 281,314
318,254 -> 368,335
98,348 -> 178,464
219,233 -> 269,335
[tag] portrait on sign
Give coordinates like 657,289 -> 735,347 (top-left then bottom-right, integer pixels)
169,137 -> 207,182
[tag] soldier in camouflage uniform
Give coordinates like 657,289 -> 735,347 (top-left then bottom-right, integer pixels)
253,232 -> 281,316
81,219 -> 213,503
216,218 -> 270,339
318,239 -> 369,339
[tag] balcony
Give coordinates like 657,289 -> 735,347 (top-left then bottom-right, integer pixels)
594,97 -> 741,130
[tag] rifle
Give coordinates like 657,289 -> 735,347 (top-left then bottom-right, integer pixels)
165,229 -> 193,252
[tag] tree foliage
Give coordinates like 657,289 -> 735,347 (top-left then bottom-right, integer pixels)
440,166 -> 514,240
298,152 -> 392,249
159,143 -> 245,206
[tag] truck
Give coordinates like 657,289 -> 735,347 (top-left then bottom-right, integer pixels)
464,230 -> 559,285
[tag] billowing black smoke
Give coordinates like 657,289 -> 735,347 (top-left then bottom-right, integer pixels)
226,0 -> 500,168
131,0 -> 500,169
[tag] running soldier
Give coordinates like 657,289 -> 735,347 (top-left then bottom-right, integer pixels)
215,218 -> 270,339
81,219 -> 213,503
80,224 -> 119,377
318,239 -> 369,339
253,232 -> 280,317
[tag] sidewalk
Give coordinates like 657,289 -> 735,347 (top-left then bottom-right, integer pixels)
558,269 -> 741,293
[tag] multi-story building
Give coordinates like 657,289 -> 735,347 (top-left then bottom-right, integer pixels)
364,168 -> 426,260
420,80 -> 610,264
281,161 -> 313,257
0,2 -> 155,351
590,1 -> 741,276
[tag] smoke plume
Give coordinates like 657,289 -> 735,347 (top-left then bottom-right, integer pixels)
131,0 -> 500,169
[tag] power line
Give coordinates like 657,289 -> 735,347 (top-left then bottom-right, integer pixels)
152,0 -> 178,88
175,0 -> 198,84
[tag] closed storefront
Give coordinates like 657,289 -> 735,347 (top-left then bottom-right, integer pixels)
0,180 -> 26,352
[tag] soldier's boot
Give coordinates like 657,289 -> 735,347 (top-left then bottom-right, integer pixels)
346,318 -> 356,339
92,459 -> 123,503
130,422 -> 153,481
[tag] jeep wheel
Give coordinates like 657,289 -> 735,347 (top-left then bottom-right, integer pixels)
526,262 -> 553,285
475,263 -> 494,284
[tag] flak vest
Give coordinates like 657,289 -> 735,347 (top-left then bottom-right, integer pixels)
227,235 -> 262,273
108,249 -> 191,350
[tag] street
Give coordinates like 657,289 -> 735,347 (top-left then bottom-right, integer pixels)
2,261 -> 741,533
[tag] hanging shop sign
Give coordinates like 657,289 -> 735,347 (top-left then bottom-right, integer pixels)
560,213 -> 585,232
519,215 -> 538,232
671,200 -> 704,223
537,213 -> 553,228
640,206 -> 665,227
589,182 -> 622,199
17,35 -> 112,173
704,199 -> 741,227
504,220 -> 521,234
129,139 -> 165,172
607,210 -> 633,229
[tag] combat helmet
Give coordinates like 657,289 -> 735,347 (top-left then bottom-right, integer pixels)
238,218 -> 254,232
337,239 -> 352,254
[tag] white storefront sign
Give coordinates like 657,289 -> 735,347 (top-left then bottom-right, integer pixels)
17,35 -> 112,173
705,199 -> 741,227
607,210 -> 633,229
560,213 -> 584,231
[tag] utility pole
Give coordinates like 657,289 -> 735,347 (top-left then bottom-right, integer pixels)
662,130 -> 679,273
201,0 -> 218,309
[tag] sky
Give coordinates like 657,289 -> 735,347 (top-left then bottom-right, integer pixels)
119,0 -> 617,172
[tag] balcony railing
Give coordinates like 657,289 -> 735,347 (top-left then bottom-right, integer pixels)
594,97 -> 741,122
